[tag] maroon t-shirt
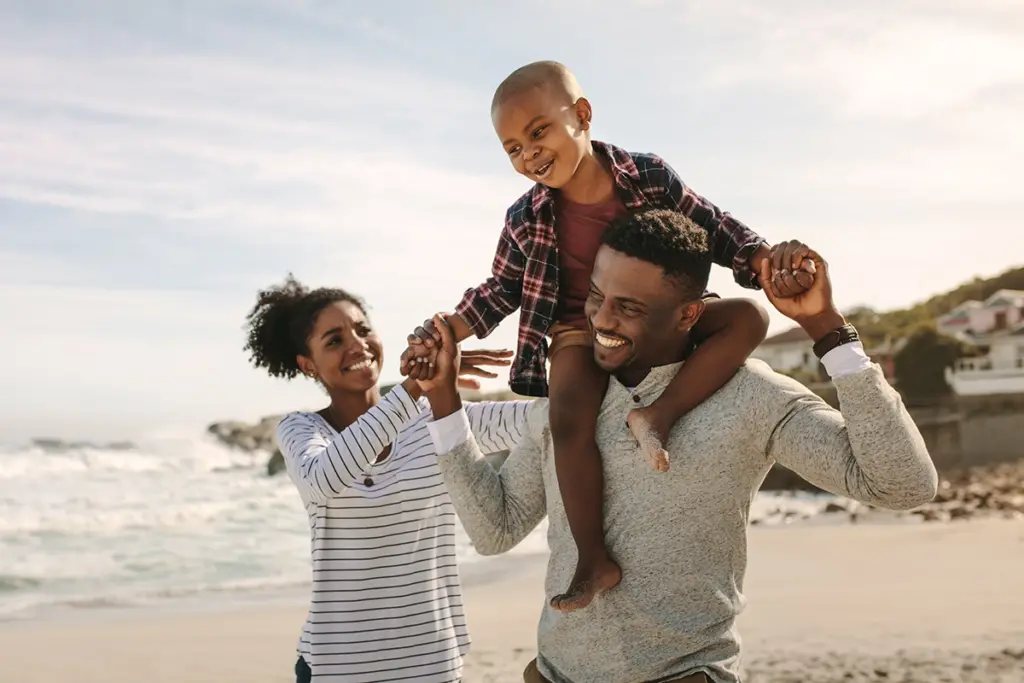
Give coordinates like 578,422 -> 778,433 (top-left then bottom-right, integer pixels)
554,193 -> 629,327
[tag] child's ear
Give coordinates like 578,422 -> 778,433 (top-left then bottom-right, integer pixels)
574,97 -> 593,130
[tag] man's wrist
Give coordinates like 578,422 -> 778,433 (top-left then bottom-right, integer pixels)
797,309 -> 847,343
426,387 -> 463,420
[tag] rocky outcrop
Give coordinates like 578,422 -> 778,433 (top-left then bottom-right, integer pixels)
207,416 -> 284,476
907,460 -> 1024,522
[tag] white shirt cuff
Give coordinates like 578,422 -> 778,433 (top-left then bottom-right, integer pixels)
426,408 -> 472,456
820,341 -> 873,379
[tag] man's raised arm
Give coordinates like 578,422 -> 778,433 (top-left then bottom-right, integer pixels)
419,314 -> 549,556
754,244 -> 938,509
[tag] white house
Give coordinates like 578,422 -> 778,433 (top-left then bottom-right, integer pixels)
750,326 -> 818,377
752,325 -> 897,382
937,290 -> 1024,339
946,322 -> 1024,395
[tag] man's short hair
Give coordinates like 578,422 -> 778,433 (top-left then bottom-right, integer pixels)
600,208 -> 712,300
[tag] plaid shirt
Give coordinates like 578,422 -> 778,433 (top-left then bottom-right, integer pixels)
455,141 -> 766,397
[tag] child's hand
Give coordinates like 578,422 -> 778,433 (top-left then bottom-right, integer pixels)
399,317 -> 444,375
768,240 -> 816,299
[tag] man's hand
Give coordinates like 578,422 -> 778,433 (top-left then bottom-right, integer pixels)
752,240 -> 815,299
757,242 -> 846,341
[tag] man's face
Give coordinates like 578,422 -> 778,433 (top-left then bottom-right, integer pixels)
492,85 -> 590,189
584,246 -> 703,381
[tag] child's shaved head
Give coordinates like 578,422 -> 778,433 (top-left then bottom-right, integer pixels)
491,61 -> 584,114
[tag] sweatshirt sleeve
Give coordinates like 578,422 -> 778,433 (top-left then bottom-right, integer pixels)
429,401 -> 549,555
756,361 -> 938,510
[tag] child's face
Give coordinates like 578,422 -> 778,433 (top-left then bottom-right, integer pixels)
493,85 -> 591,189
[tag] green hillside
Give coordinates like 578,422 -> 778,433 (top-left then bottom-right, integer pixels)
847,265 -> 1024,348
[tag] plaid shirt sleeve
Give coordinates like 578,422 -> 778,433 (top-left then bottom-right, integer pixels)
455,214 -> 525,338
657,157 -> 766,289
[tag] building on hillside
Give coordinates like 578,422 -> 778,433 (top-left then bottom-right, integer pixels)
750,326 -> 818,378
937,289 -> 1024,339
946,322 -> 1024,395
751,326 -> 897,383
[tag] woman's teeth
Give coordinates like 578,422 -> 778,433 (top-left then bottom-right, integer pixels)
345,359 -> 375,372
595,333 -> 627,348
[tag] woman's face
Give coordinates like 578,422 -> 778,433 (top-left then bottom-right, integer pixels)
300,300 -> 383,394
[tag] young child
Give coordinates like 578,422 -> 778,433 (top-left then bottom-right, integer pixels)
402,61 -> 811,613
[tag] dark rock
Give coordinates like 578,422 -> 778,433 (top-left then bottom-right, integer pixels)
267,449 -> 285,477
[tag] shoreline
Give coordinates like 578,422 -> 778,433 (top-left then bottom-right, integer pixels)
2,518 -> 1021,682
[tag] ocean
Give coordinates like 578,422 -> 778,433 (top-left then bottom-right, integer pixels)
0,434 -> 832,620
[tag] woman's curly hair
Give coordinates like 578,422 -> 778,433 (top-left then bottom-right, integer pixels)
243,274 -> 367,379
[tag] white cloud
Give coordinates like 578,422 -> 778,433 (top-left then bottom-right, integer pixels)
680,1 -> 1024,120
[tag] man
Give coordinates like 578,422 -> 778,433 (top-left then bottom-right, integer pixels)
419,208 -> 937,683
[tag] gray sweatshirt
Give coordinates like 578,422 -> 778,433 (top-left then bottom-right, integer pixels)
429,358 -> 937,683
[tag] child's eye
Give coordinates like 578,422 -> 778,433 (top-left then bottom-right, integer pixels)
507,145 -> 521,157
531,126 -> 547,139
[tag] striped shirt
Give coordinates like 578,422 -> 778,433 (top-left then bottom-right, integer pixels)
275,385 -> 530,682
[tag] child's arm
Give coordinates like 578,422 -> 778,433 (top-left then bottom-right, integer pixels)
654,157 -> 780,290
402,212 -> 526,373
627,298 -> 769,464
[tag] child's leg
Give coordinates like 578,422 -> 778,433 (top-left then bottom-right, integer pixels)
627,297 -> 769,468
547,338 -> 621,612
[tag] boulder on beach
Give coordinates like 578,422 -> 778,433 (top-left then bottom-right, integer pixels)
207,415 -> 284,476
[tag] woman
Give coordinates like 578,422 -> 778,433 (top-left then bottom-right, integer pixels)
244,276 -> 530,683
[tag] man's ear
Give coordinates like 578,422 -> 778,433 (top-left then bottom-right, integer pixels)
678,298 -> 706,332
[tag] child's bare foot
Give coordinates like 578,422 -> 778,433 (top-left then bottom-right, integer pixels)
626,405 -> 670,472
550,556 -> 622,612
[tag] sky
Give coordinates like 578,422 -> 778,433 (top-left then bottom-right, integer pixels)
1,0 -> 1022,441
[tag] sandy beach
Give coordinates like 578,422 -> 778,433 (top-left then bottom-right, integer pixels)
2,518 -> 1021,683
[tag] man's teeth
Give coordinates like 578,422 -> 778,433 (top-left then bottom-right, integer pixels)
345,359 -> 375,371
595,333 -> 627,348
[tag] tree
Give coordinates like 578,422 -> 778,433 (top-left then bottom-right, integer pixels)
893,325 -> 973,402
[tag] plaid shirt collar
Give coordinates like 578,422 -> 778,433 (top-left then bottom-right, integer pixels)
525,141 -> 649,216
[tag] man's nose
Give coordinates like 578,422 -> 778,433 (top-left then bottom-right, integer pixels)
590,300 -> 617,332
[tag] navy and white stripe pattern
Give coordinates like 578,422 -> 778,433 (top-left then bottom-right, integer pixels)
275,386 -> 530,682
